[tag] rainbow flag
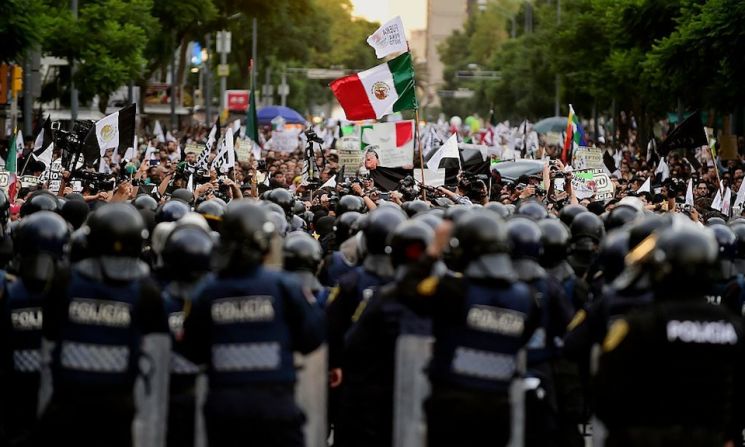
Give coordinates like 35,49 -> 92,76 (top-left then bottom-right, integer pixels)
562,104 -> 586,163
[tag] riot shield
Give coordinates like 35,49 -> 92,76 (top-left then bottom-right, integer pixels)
590,343 -> 607,447
133,334 -> 171,447
194,373 -> 208,447
508,349 -> 527,447
393,333 -> 433,447
295,344 -> 328,447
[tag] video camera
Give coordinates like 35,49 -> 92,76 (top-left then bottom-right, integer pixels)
398,175 -> 421,201
304,129 -> 324,145
51,120 -> 95,160
70,169 -> 116,194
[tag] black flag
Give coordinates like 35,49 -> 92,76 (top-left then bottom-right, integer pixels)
657,111 -> 708,156
82,104 -> 136,165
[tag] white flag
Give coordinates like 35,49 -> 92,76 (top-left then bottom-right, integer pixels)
154,120 -> 165,143
144,142 -> 157,161
712,183 -> 723,211
206,123 -> 218,149
321,175 -> 337,189
637,177 -> 651,194
685,179 -> 694,207
225,128 -> 235,169
232,119 -> 241,134
366,16 -> 408,59
734,177 -> 745,210
722,187 -> 732,216
427,133 -> 460,171
654,157 -> 670,182
186,173 -> 194,192
165,130 -> 177,142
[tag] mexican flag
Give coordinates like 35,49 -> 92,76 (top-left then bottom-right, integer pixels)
330,52 -> 417,121
6,130 -> 19,201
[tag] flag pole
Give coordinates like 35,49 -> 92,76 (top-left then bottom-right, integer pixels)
19,151 -> 33,176
415,108 -> 427,201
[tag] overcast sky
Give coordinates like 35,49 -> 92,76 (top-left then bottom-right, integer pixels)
350,0 -> 427,36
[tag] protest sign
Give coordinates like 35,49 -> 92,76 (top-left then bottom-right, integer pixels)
184,142 -> 204,156
48,159 -> 63,193
338,151 -> 362,175
572,146 -> 604,170
554,168 -> 614,201
21,175 -> 40,188
269,128 -> 301,152
361,120 -> 414,168
413,168 -> 446,187
235,138 -> 252,162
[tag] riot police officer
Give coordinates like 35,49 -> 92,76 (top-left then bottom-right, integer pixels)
337,219 -> 434,446
412,209 -> 541,447
707,224 -> 737,307
538,218 -> 588,312
506,216 -> 575,446
283,231 -> 328,305
181,201 -> 325,447
594,222 -> 745,446
160,221 -> 215,447
568,211 -> 605,290
319,211 -> 362,288
38,203 -> 169,447
0,212 -> 69,446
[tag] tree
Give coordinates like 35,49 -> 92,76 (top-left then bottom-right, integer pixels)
43,0 -> 157,113
0,0 -> 45,63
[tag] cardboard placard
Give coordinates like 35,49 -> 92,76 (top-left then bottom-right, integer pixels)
361,121 -> 415,168
572,146 -> 604,170
338,149 -> 362,176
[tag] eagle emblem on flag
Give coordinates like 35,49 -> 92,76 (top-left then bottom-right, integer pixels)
372,81 -> 390,100
101,124 -> 117,143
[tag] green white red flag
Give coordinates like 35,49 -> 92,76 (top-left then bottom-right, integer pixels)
330,52 -> 417,121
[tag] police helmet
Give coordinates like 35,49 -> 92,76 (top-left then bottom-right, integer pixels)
413,212 -> 443,231
443,204 -> 470,223
14,211 -> 70,282
485,201 -> 510,219
517,201 -> 548,221
628,215 -> 669,250
598,230 -> 630,283
334,211 -> 362,245
709,223 -> 737,260
60,199 -> 90,230
292,201 -> 306,216
450,208 -> 512,279
87,203 -> 146,258
387,220 -> 434,268
337,195 -> 366,216
361,206 -> 406,255
649,224 -> 718,296
559,204 -> 587,227
20,191 -> 61,217
538,218 -> 570,268
155,200 -> 190,224
506,217 -> 543,260
171,188 -> 194,204
605,205 -> 639,231
0,189 -> 9,224
162,225 -> 214,282
216,200 -> 275,270
283,231 -> 323,273
197,199 -> 226,232
132,194 -> 158,212
69,226 -> 89,263
729,222 -> 745,259
402,199 -> 430,217
706,216 -> 727,226
265,188 -> 295,216
570,211 -> 605,243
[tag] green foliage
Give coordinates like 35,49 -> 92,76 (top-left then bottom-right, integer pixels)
0,0 -> 45,63
438,0 -> 745,127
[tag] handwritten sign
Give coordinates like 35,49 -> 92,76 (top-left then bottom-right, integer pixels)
572,146 -> 604,170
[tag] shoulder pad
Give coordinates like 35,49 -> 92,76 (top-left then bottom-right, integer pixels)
567,309 -> 587,331
603,319 -> 629,352
326,286 -> 340,305
417,276 -> 439,296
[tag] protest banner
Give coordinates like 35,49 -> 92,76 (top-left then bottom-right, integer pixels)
413,168 -> 446,187
554,168 -> 614,201
361,120 -> 414,168
269,128 -> 301,152
235,138 -> 252,162
572,146 -> 604,170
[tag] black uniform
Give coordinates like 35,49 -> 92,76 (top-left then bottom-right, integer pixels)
594,300 -> 745,446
